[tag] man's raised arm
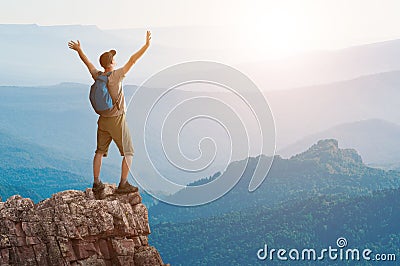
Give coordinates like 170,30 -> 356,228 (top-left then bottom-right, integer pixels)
122,30 -> 151,75
68,40 -> 96,74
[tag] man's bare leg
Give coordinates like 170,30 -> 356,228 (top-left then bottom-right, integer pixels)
120,155 -> 133,185
93,153 -> 103,183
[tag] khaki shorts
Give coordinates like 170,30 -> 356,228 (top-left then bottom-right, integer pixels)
95,113 -> 134,157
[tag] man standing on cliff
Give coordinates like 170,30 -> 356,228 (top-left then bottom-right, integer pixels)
68,31 -> 151,194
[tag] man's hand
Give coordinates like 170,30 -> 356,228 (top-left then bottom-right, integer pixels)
122,30 -> 151,75
68,40 -> 95,73
68,40 -> 82,52
146,31 -> 151,46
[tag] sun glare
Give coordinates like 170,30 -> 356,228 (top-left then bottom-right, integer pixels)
235,3 -> 313,60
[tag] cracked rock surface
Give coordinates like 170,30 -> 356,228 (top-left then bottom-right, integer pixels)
0,184 -> 168,266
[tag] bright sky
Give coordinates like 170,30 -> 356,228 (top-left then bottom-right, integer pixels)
3,0 -> 400,58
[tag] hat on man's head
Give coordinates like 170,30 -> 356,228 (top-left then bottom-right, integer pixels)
99,49 -> 116,68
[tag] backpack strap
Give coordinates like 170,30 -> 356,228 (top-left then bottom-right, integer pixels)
114,90 -> 122,111
102,71 -> 122,111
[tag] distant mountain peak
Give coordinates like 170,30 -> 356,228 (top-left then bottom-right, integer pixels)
292,138 -> 362,162
290,139 -> 365,175
312,139 -> 339,151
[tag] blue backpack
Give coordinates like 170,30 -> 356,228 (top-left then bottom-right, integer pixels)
89,71 -> 121,115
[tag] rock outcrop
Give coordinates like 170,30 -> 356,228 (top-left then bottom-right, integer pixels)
290,139 -> 367,175
0,184 -> 168,266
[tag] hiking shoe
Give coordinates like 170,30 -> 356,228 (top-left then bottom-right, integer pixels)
92,180 -> 105,193
115,181 -> 138,194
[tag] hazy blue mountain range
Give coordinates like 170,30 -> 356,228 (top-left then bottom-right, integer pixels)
0,126 -> 128,201
0,167 -> 87,203
0,78 -> 271,190
2,24 -> 400,172
0,129 -> 89,201
0,81 -> 224,203
0,83 -> 134,163
266,70 -> 400,151
0,84 -> 229,190
3,23 -> 400,202
279,119 -> 400,168
127,69 -> 400,173
129,70 -> 400,171
148,139 -> 400,225
0,128 -> 101,176
3,71 -> 400,191
0,127 -> 159,205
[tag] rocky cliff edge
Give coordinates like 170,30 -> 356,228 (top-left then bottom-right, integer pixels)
0,184 -> 168,266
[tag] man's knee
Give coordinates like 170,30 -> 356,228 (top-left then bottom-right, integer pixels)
123,155 -> 133,165
123,154 -> 133,161
94,152 -> 105,159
